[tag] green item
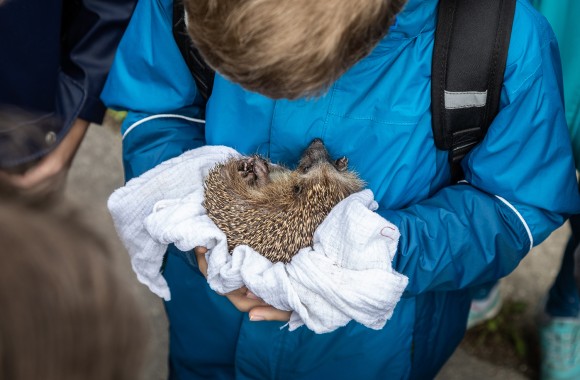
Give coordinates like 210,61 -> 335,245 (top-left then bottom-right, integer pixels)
533,0 -> 580,168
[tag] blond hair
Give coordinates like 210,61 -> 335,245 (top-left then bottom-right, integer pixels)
184,0 -> 407,99
0,200 -> 149,380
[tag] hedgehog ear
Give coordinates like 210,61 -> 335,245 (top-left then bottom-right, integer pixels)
335,157 -> 348,172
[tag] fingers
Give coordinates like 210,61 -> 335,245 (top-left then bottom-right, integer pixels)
225,289 -> 291,322
8,159 -> 64,190
0,166 -> 67,204
190,252 -> 258,311
193,246 -> 208,255
191,247 -> 292,322
194,246 -> 208,277
10,118 -> 89,190
245,291 -> 292,322
225,287 -> 268,312
249,306 -> 292,322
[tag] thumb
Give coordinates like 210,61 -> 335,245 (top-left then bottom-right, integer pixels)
194,246 -> 208,277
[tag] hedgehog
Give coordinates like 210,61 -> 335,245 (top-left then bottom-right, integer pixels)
203,138 -> 365,263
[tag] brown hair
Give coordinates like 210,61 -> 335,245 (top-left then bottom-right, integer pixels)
184,0 -> 407,99
0,200 -> 149,380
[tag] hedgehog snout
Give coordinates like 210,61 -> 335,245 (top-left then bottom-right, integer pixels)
298,138 -> 332,173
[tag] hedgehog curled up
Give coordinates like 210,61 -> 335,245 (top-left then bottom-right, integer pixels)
203,139 -> 365,263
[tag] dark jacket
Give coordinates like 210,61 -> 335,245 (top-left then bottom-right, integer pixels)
0,0 -> 136,168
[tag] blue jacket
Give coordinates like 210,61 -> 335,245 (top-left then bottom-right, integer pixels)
102,0 -> 580,378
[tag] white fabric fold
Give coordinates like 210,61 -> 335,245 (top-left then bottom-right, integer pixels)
108,146 -> 409,333
107,146 -> 241,300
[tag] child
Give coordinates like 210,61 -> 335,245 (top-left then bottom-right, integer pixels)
0,197 -> 149,380
102,0 -> 580,378
0,0 -> 135,200
532,1 -> 580,378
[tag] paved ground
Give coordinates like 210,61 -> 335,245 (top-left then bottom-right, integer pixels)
65,121 -> 569,379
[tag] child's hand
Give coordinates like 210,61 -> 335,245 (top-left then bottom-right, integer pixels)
194,247 -> 291,322
0,118 -> 89,200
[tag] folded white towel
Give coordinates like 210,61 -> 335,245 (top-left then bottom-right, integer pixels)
109,146 -> 409,333
107,146 -> 240,300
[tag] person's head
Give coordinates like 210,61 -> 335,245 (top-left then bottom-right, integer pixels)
184,0 -> 407,99
0,200 -> 149,380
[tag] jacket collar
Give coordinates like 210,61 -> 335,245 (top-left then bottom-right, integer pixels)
388,0 -> 438,41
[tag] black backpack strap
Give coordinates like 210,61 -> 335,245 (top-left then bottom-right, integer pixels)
172,1 -> 215,103
431,0 -> 516,180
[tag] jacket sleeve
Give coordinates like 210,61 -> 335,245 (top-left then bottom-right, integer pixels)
381,4 -> 580,296
61,0 -> 137,123
101,0 -> 201,114
100,0 -> 207,180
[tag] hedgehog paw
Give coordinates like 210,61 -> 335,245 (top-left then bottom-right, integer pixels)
237,158 -> 252,175
237,157 -> 270,187
252,157 -> 270,187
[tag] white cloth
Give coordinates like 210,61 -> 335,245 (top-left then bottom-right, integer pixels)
108,146 -> 409,333
107,146 -> 241,300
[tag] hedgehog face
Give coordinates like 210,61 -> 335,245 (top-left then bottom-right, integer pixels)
293,138 -> 364,199
297,138 -> 349,174
203,138 -> 365,263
